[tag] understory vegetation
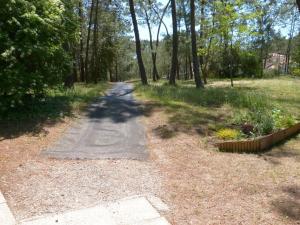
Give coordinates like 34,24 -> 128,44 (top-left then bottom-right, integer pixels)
0,83 -> 109,121
136,77 -> 300,140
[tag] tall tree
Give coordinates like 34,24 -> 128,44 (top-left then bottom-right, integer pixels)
85,0 -> 95,82
169,0 -> 178,85
140,1 -> 159,81
92,0 -> 100,83
190,0 -> 203,88
285,7 -> 297,73
129,0 -> 148,85
149,0 -> 171,81
78,0 -> 85,82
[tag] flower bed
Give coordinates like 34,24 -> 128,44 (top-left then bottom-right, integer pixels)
216,123 -> 300,153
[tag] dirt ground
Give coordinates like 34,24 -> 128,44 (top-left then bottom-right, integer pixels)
0,117 -> 162,221
1,105 -> 300,224
143,105 -> 300,225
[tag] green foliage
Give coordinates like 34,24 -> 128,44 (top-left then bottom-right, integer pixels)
0,83 -> 109,121
0,0 -> 78,112
251,110 -> 274,135
137,78 -> 300,138
291,68 -> 300,77
240,52 -> 260,77
233,108 -> 297,137
272,109 -> 296,129
217,128 -> 241,140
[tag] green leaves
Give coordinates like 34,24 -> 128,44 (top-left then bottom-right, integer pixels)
0,0 -> 79,113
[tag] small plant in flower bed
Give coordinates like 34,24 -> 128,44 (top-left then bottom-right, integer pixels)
218,109 -> 297,140
272,109 -> 296,130
216,128 -> 242,140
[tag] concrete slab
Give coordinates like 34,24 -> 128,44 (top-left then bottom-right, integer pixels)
0,192 -> 6,204
0,202 -> 16,225
107,197 -> 160,224
146,195 -> 170,212
20,206 -> 116,225
132,217 -> 171,225
19,196 -> 170,225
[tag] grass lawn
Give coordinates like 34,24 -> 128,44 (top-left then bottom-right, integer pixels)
0,82 -> 110,139
135,77 -> 300,139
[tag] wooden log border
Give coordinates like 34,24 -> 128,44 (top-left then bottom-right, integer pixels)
216,123 -> 300,153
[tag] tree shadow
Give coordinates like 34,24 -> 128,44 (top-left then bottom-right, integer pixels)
259,135 -> 300,164
86,96 -> 144,123
272,185 -> 300,221
0,95 -> 76,140
0,83 -> 110,140
142,99 -> 225,139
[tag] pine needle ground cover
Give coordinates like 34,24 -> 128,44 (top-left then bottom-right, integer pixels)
136,77 -> 300,224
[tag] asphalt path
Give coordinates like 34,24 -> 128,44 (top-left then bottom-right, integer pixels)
44,82 -> 148,160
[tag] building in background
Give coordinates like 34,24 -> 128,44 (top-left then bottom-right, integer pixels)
265,53 -> 288,74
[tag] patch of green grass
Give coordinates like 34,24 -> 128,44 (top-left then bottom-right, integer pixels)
135,77 -> 300,135
0,82 -> 110,139
3,83 -> 110,121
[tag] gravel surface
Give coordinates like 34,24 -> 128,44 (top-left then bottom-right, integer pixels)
2,158 -> 161,221
0,117 -> 162,222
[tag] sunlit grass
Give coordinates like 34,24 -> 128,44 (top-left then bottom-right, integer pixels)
135,76 -> 300,132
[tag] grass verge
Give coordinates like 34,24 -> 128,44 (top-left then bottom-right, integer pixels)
135,77 -> 300,138
0,82 -> 110,139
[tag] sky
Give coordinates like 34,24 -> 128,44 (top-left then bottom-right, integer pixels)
136,0 -> 172,40
133,0 -> 294,41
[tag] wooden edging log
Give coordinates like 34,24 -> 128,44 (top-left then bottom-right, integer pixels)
216,123 -> 300,153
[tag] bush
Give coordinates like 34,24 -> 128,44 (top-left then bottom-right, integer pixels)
272,109 -> 296,129
217,128 -> 241,140
291,68 -> 300,77
0,0 -> 78,112
240,52 -> 260,77
233,109 -> 274,136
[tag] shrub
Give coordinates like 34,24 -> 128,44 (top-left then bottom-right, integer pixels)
233,109 -> 274,136
254,112 -> 274,135
0,0 -> 78,113
272,109 -> 296,130
217,128 -> 241,140
291,68 -> 300,77
240,52 -> 260,77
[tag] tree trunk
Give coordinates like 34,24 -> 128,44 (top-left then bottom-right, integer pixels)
152,0 -> 170,81
202,5 -> 216,84
84,0 -> 95,82
258,13 -> 264,77
199,0 -> 205,75
169,0 -> 178,85
109,67 -> 113,82
190,0 -> 203,88
115,59 -> 118,82
144,9 -> 159,81
78,0 -> 85,82
229,28 -> 234,87
129,0 -> 148,85
92,0 -> 99,83
285,8 -> 296,74
182,0 -> 191,80
189,55 -> 193,79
